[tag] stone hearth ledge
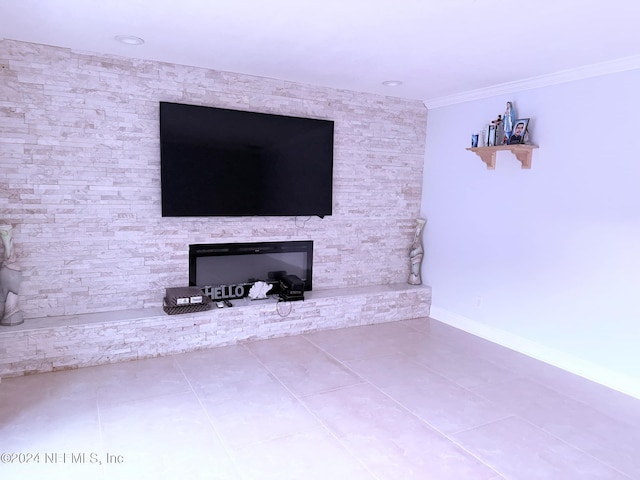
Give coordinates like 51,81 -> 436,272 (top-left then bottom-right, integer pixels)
0,283 -> 431,378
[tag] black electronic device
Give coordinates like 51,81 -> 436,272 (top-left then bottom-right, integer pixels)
279,274 -> 305,301
160,102 -> 334,217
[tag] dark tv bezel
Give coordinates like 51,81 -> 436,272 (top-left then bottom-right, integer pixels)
188,240 -> 313,291
159,102 -> 334,218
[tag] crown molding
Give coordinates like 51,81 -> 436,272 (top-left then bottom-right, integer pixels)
424,54 -> 640,109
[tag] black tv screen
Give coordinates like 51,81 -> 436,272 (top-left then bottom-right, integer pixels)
159,102 -> 334,217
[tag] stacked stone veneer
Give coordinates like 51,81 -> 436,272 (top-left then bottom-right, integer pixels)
0,39 -> 427,319
0,284 -> 431,377
0,39 -> 429,375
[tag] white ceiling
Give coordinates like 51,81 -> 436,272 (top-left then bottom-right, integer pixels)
2,0 -> 639,105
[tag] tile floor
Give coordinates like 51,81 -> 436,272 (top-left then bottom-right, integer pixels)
1,317 -> 639,479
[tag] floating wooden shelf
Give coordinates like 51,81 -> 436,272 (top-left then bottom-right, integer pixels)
466,144 -> 539,169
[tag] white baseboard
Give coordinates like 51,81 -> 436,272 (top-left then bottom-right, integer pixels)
429,306 -> 640,400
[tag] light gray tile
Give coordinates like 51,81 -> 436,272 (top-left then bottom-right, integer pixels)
474,377 -> 640,478
301,383 -> 498,479
1,320 -> 638,479
201,384 -> 322,448
99,391 -> 239,479
231,428 -> 375,480
451,416 -> 631,480
406,336 -> 520,390
346,353 -> 511,434
92,356 -> 192,408
304,320 -> 431,362
244,335 -> 364,396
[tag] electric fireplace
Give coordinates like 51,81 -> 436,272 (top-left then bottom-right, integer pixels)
189,241 -> 313,300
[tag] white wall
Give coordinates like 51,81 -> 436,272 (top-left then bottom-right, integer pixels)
422,68 -> 640,398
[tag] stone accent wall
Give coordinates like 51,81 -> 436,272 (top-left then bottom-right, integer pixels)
0,284 -> 431,377
0,39 -> 427,319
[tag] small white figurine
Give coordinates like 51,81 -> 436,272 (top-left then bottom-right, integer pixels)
248,281 -> 272,300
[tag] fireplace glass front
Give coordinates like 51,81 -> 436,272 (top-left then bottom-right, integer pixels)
189,241 -> 313,293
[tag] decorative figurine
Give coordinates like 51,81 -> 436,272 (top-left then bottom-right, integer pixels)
0,224 -> 23,326
248,281 -> 272,300
503,102 -> 515,144
408,218 -> 427,285
491,115 -> 504,146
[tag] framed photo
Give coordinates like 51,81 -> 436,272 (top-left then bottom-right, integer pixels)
488,125 -> 496,146
507,118 -> 529,144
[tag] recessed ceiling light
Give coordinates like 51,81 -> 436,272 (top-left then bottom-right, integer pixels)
114,35 -> 145,46
382,80 -> 403,87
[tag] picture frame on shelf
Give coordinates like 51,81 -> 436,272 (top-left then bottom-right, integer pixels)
488,125 -> 496,146
507,118 -> 529,145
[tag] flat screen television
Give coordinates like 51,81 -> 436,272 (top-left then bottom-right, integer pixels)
159,102 -> 334,217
